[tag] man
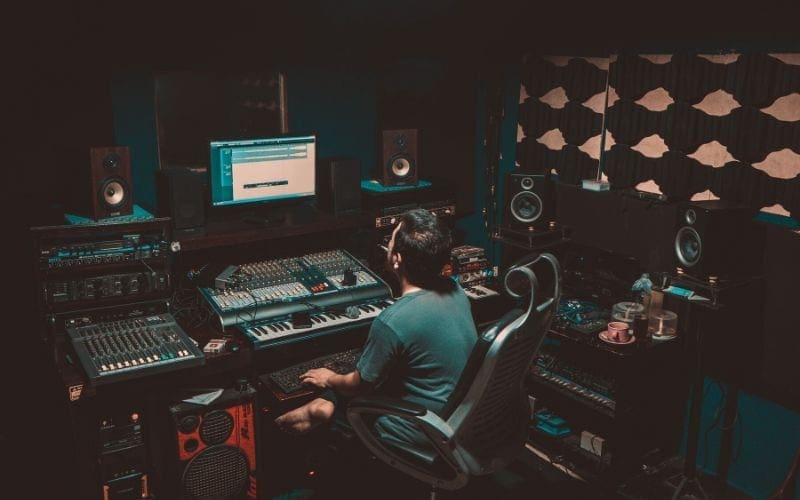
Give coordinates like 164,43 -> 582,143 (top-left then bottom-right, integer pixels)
275,208 -> 477,451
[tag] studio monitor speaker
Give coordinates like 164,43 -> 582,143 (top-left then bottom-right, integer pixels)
317,157 -> 361,214
674,200 -> 764,280
89,146 -> 133,219
503,173 -> 556,231
157,167 -> 207,237
168,384 -> 258,500
380,129 -> 419,187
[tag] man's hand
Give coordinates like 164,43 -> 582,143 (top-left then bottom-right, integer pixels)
300,367 -> 336,388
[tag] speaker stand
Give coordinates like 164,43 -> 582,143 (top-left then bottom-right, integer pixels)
665,284 -> 711,500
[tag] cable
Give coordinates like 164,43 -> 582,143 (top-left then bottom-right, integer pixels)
169,267 -> 214,330
732,410 -> 743,463
700,379 -> 727,470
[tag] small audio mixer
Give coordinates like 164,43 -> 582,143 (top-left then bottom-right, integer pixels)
65,303 -> 204,385
200,249 -> 391,328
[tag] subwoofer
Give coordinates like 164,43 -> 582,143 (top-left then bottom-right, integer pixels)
674,200 -> 764,280
317,157 -> 361,214
503,173 -> 556,231
89,146 -> 133,219
168,384 -> 257,500
380,129 -> 419,186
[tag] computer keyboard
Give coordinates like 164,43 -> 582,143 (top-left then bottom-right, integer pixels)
267,348 -> 362,394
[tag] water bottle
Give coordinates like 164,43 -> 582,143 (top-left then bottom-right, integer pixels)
631,273 -> 653,337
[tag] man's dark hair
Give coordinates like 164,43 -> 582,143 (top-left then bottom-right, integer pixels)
394,208 -> 453,288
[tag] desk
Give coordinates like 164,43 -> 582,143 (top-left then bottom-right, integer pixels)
48,307 -> 258,499
525,313 -> 688,491
48,279 -> 508,499
176,205 -> 374,252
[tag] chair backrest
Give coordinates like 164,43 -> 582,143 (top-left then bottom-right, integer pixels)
442,253 -> 561,475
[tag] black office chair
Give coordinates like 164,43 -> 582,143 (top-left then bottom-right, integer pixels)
346,253 -> 561,498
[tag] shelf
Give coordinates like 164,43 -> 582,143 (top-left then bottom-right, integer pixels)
175,205 -> 374,252
491,224 -> 570,251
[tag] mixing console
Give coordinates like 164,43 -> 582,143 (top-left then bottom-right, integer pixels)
201,249 -> 391,328
66,308 -> 204,385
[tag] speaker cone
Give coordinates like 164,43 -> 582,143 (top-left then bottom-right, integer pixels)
520,176 -> 534,190
100,177 -> 129,208
675,226 -> 702,267
389,156 -> 413,178
510,191 -> 543,223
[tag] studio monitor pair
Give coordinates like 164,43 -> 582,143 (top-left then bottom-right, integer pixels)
168,385 -> 258,499
674,200 -> 764,280
89,146 -> 133,219
380,129 -> 419,187
503,173 -> 556,231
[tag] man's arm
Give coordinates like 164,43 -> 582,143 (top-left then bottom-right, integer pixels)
301,368 -> 372,398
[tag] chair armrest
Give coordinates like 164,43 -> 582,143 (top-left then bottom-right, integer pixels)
348,395 -> 427,417
346,396 -> 469,490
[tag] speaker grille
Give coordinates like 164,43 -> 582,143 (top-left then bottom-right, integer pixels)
182,445 -> 249,499
199,410 -> 234,445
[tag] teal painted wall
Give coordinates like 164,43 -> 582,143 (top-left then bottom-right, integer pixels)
111,72 -> 159,212
456,64 -> 522,265
284,64 -> 377,179
690,380 -> 800,499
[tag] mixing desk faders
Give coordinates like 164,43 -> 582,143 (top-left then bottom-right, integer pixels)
65,307 -> 205,385
201,249 -> 391,328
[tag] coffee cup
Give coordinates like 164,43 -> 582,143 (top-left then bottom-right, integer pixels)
607,321 -> 631,342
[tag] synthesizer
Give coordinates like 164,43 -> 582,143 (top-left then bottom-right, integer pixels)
531,352 -> 617,416
238,298 -> 393,349
200,249 -> 392,329
64,302 -> 205,386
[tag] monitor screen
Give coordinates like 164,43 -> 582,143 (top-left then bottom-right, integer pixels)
209,134 -> 316,208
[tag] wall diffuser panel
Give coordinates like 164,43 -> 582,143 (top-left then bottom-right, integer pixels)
517,55 -> 609,184
603,53 -> 800,222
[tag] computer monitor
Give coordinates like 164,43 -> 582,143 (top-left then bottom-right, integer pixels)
209,134 -> 316,210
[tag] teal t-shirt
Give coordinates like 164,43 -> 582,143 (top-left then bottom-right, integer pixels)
355,280 -> 477,454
